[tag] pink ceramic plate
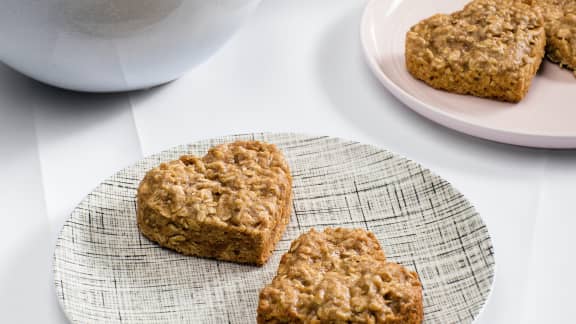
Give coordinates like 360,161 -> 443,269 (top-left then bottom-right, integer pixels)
361,0 -> 576,149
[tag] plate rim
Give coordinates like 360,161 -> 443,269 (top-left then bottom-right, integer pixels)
52,132 -> 498,323
360,0 -> 576,149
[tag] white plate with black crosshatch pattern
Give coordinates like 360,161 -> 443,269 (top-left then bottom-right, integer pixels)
53,133 -> 495,324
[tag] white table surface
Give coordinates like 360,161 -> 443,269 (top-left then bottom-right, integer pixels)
1,0 -> 575,323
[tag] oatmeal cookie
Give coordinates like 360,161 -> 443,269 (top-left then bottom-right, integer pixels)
257,228 -> 423,324
405,0 -> 546,102
535,0 -> 576,74
136,141 -> 292,266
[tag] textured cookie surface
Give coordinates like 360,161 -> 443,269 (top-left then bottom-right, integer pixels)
536,0 -> 576,74
405,0 -> 546,102
137,140 -> 292,265
257,228 -> 423,324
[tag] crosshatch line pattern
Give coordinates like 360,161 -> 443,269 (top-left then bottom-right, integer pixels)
53,133 -> 495,324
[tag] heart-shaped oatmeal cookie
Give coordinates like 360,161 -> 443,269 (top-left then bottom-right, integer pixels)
137,141 -> 292,266
536,0 -> 576,75
405,0 -> 547,102
258,228 -> 423,324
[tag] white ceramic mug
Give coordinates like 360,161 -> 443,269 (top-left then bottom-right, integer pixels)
0,0 -> 261,92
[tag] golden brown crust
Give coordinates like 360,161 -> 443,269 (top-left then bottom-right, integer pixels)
136,140 -> 292,265
405,0 -> 546,102
257,228 -> 423,324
